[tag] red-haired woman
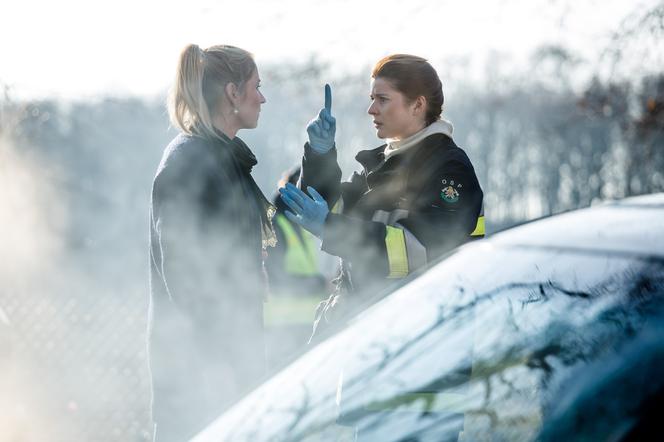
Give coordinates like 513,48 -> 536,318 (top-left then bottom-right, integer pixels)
280,54 -> 484,335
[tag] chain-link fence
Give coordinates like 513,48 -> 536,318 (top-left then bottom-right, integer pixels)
1,276 -> 153,441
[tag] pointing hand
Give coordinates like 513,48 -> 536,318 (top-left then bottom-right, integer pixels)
306,84 -> 336,154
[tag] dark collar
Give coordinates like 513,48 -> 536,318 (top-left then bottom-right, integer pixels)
354,133 -> 456,170
355,145 -> 386,170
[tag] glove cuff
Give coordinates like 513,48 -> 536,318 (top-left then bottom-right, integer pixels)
309,142 -> 334,155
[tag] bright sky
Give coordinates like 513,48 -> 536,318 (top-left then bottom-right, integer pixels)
0,0 -> 650,100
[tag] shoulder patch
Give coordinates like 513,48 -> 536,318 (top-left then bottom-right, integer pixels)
440,178 -> 462,203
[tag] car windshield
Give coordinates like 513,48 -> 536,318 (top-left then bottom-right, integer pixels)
195,241 -> 664,442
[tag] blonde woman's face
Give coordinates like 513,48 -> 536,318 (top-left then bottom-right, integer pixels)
237,69 -> 266,129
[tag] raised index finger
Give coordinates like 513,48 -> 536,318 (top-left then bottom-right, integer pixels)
324,83 -> 332,113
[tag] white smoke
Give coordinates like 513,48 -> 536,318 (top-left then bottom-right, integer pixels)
0,134 -> 67,284
0,134 -> 68,441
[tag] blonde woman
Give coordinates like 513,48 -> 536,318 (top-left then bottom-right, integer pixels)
148,44 -> 275,441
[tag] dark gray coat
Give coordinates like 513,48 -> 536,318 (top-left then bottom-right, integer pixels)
148,133 -> 266,441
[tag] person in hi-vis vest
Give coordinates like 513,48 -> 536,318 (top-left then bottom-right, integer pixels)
279,54 -> 485,340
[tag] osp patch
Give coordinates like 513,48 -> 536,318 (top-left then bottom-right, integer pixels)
440,179 -> 461,203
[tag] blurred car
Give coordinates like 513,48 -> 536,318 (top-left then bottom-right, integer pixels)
193,193 -> 664,442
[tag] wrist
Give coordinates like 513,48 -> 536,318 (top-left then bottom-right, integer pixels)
309,141 -> 333,154
311,210 -> 329,238
309,141 -> 334,155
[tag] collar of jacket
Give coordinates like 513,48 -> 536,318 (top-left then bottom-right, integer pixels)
355,131 -> 456,173
355,145 -> 386,171
383,118 -> 454,160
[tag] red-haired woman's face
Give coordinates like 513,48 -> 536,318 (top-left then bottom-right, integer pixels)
367,77 -> 425,140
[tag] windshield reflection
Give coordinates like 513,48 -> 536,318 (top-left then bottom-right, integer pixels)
195,247 -> 664,442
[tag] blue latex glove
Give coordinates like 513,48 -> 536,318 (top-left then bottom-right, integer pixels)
279,183 -> 329,238
306,84 -> 336,154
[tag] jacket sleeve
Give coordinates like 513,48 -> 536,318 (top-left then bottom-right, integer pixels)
400,156 -> 484,260
300,142 -> 372,213
320,153 -> 483,278
299,142 -> 343,208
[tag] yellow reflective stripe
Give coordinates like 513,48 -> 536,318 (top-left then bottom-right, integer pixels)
364,392 -> 467,413
275,214 -> 319,276
331,198 -> 344,214
385,226 -> 408,278
470,215 -> 485,237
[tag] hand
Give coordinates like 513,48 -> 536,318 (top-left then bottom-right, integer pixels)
306,84 -> 336,154
279,183 -> 329,238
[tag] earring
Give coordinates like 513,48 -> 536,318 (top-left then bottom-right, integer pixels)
233,108 -> 239,115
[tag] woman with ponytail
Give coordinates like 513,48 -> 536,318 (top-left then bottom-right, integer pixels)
148,44 -> 274,441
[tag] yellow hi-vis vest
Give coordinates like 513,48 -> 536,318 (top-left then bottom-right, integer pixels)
470,204 -> 485,239
275,214 -> 320,277
378,206 -> 485,279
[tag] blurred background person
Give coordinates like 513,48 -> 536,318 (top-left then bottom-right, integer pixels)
148,43 -> 274,441
280,55 -> 485,338
264,165 -> 334,368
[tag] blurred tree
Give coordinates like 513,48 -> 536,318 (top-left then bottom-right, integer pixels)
603,1 -> 664,80
631,75 -> 664,194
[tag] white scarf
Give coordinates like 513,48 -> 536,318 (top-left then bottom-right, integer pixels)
383,118 -> 454,160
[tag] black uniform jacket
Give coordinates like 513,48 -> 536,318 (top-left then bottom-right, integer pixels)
300,133 -> 483,297
149,133 -> 266,441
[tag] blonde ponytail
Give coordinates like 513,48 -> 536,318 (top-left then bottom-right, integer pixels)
168,44 -> 256,140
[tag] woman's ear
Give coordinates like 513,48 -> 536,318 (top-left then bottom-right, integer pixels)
413,96 -> 427,116
225,82 -> 239,106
